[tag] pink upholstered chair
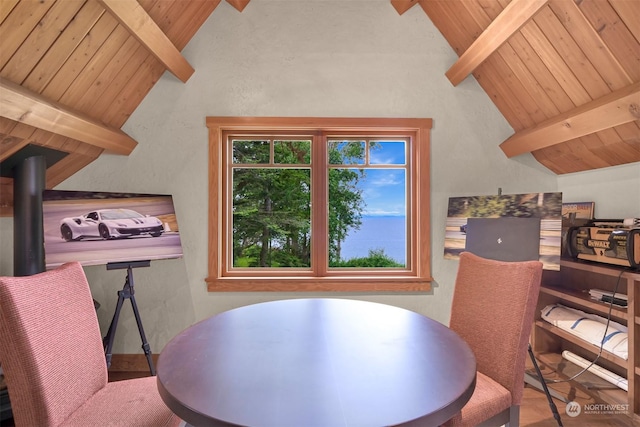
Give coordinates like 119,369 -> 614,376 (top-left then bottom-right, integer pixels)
443,252 -> 543,427
0,262 -> 181,427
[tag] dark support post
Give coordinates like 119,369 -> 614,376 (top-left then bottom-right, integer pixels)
13,155 -> 46,276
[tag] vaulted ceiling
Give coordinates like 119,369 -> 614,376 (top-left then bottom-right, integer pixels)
1,0 -> 639,215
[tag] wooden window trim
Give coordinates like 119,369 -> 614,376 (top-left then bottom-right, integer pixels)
205,117 -> 433,292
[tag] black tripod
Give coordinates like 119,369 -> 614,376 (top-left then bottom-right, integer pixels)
528,344 -> 563,426
103,261 -> 155,376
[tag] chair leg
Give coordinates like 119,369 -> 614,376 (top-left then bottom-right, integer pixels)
507,405 -> 519,426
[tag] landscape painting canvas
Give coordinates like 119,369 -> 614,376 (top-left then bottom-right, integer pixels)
444,192 -> 562,270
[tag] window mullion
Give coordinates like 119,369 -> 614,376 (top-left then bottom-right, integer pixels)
312,132 -> 328,276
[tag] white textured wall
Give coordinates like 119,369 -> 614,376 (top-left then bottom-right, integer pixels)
557,163 -> 640,219
1,1 -> 637,353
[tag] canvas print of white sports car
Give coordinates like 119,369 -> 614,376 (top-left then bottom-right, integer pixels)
43,190 -> 183,269
59,208 -> 164,241
60,208 -> 164,241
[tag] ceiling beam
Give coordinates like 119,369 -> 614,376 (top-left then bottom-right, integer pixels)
0,77 -> 137,155
445,0 -> 548,86
226,0 -> 251,12
500,82 -> 640,158
98,0 -> 195,83
390,0 -> 419,15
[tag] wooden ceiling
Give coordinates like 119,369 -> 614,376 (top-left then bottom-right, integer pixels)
408,0 -> 640,174
0,0 -> 639,215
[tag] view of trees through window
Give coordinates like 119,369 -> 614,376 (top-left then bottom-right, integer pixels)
230,137 -> 408,269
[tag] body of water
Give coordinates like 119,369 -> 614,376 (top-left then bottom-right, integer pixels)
339,216 -> 406,264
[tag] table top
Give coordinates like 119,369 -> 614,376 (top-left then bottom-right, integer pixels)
157,298 -> 476,427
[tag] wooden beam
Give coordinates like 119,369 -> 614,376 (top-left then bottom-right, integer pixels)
500,82 -> 640,158
226,0 -> 251,12
98,0 -> 194,83
391,0 -> 418,15
0,77 -> 137,155
445,0 -> 548,86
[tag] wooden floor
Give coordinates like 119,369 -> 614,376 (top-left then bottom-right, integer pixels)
520,384 -> 633,426
1,371 -> 635,427
520,356 -> 636,427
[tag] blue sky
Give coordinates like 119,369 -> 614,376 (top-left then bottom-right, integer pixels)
360,141 -> 407,217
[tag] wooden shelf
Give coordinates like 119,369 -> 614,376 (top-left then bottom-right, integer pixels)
533,259 -> 640,418
535,352 -> 628,407
540,285 -> 627,320
559,259 -> 640,281
535,321 -> 627,369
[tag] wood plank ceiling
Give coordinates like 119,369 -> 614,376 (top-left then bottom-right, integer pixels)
0,0 -> 639,216
408,0 -> 640,175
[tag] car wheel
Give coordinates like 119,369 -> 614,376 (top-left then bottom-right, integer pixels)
99,224 -> 111,239
150,232 -> 162,237
61,225 -> 74,242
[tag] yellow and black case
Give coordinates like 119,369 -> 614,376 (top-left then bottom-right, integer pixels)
567,226 -> 640,269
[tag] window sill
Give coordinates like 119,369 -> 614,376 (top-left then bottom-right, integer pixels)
206,276 -> 433,292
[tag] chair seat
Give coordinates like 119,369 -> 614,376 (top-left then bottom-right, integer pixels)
59,376 -> 181,427
443,371 -> 512,427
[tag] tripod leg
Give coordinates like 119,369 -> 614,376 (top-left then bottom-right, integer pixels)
129,294 -> 156,376
103,290 -> 126,369
102,265 -> 155,375
528,344 -> 563,427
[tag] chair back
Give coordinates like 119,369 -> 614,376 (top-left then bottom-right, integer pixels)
0,262 -> 108,426
449,252 -> 542,406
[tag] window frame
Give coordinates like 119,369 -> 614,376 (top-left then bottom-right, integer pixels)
206,117 -> 433,292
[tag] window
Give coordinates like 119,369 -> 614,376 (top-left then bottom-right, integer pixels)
206,117 -> 432,291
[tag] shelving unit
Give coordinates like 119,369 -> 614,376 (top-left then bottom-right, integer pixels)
531,259 -> 640,420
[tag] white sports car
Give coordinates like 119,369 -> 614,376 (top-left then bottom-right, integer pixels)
60,208 -> 164,241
